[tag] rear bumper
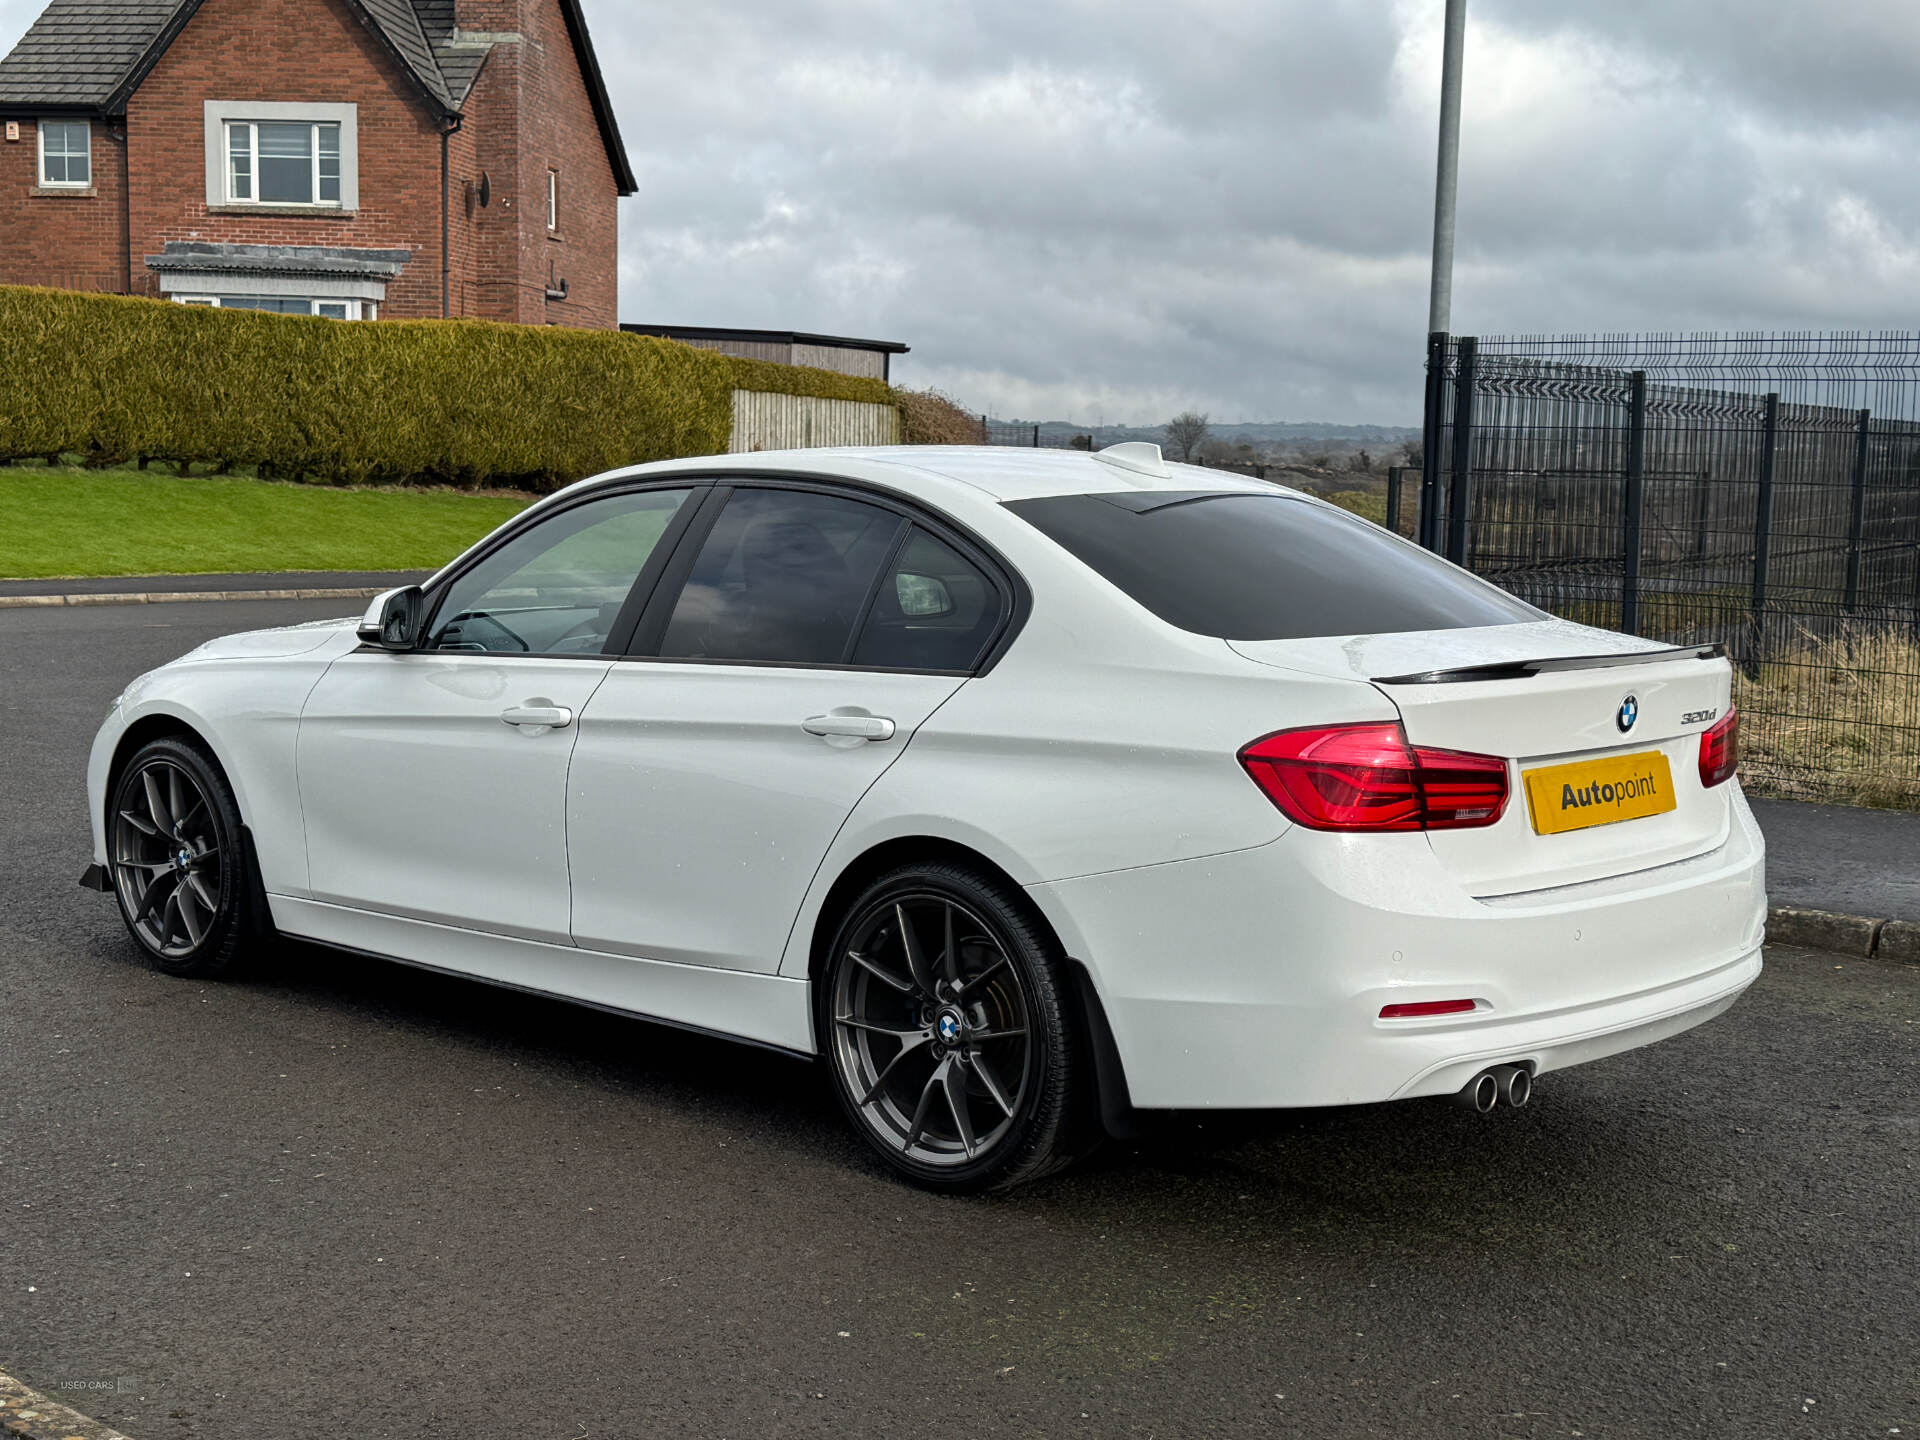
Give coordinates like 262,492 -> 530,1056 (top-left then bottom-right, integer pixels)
1026,788 -> 1767,1109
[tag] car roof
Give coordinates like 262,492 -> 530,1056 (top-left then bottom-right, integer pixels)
795,445 -> 1287,503
574,445 -> 1293,506
434,446 -> 1316,596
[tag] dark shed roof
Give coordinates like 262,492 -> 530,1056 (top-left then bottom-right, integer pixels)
623,324 -> 911,356
0,0 -> 634,191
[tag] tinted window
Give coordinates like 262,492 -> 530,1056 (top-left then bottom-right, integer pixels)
1006,492 -> 1542,640
852,528 -> 1004,671
428,488 -> 690,654
658,488 -> 904,665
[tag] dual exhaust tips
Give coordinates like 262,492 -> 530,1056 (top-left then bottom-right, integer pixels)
1454,1064 -> 1532,1113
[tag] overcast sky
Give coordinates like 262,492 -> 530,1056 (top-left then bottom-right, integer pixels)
6,0 -> 1919,423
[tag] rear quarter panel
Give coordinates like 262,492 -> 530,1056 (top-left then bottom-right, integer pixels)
773,595 -> 1393,980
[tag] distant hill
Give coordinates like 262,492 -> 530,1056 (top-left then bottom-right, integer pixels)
992,420 -> 1420,448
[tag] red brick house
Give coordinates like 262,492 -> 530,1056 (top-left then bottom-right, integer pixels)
0,0 -> 634,325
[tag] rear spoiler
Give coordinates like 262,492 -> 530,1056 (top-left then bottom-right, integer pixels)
1374,642 -> 1726,686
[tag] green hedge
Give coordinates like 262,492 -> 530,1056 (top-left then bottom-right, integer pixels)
0,286 -> 901,490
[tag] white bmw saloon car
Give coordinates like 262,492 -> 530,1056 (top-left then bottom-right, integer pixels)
83,443 -> 1765,1190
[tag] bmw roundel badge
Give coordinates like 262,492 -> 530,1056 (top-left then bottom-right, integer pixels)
1617,694 -> 1639,734
937,1010 -> 963,1042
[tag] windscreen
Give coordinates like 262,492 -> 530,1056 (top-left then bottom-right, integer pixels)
1005,491 -> 1543,641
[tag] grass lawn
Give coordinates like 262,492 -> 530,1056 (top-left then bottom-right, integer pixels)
0,465 -> 531,579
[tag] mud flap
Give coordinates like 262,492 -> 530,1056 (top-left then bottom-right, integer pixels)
1068,959 -> 1139,1140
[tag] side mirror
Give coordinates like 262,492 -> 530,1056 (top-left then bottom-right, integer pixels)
357,585 -> 425,651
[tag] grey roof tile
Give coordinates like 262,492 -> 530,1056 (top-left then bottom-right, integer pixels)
409,0 -> 488,109
0,0 -> 183,108
146,240 -> 412,277
354,0 -> 453,111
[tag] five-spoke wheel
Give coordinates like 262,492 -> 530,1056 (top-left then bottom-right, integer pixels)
823,863 -> 1085,1191
109,737 -> 255,977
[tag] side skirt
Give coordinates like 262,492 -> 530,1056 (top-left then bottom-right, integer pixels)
266,895 -> 817,1059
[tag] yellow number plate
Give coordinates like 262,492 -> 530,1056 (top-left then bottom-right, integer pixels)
1523,750 -> 1677,835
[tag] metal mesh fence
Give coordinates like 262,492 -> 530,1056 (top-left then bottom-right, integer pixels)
1415,333 -> 1920,807
983,420 -> 1047,447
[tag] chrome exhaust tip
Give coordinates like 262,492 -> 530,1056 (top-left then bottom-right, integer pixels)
1492,1064 -> 1532,1109
1454,1070 -> 1499,1114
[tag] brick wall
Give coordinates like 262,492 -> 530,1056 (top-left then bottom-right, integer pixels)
458,0 -> 618,327
0,118 -> 128,293
126,0 -> 450,316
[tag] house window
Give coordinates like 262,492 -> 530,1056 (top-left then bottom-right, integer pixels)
546,169 -> 558,231
204,101 -> 357,210
224,121 -> 342,206
38,119 -> 90,186
172,295 -> 371,319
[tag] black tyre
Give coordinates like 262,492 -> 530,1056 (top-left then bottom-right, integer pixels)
820,862 -> 1086,1192
107,736 -> 258,979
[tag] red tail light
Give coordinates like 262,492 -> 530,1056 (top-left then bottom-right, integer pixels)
1239,722 -> 1510,832
1698,707 -> 1739,788
1380,999 -> 1478,1019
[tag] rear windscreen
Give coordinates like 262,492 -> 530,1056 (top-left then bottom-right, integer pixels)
1005,491 -> 1543,641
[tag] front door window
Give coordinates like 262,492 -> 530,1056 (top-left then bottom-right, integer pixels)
429,489 -> 694,656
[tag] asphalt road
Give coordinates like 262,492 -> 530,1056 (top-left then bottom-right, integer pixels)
2,599 -> 1916,1440
1750,797 -> 1920,924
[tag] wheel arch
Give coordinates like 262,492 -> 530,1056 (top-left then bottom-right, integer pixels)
103,708 -> 274,939
803,834 -> 1136,1138
104,712 -> 216,829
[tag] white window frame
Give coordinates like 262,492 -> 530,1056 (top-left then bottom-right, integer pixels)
203,100 -> 357,210
546,168 -> 558,232
37,118 -> 90,188
223,121 -> 342,208
171,295 -> 372,320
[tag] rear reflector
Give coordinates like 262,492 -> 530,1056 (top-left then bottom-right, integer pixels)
1379,999 -> 1477,1019
1238,722 -> 1510,832
1698,707 -> 1739,788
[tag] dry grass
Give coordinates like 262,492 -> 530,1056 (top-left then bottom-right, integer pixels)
897,388 -> 987,445
1322,489 -> 1388,526
1735,624 -> 1920,809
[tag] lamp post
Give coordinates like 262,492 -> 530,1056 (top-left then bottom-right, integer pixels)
1427,0 -> 1468,336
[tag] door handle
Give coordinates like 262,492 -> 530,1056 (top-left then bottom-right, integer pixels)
501,704 -> 574,729
802,713 -> 896,741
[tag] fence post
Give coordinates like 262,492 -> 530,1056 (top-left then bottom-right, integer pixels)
1751,392 -> 1780,615
1418,331 -> 1448,550
1621,371 -> 1647,635
1386,466 -> 1404,534
1743,390 -> 1781,679
1032,423 -> 1040,448
1844,407 -> 1870,612
1445,336 -> 1478,565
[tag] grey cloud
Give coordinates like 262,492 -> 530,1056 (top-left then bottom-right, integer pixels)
1475,0 -> 1920,125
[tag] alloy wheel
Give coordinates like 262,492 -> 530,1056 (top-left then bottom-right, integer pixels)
829,893 -> 1035,1168
111,758 -> 225,958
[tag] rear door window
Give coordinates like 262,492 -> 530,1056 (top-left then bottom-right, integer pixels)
851,527 -> 1006,672
1005,491 -> 1541,640
656,487 -> 905,665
